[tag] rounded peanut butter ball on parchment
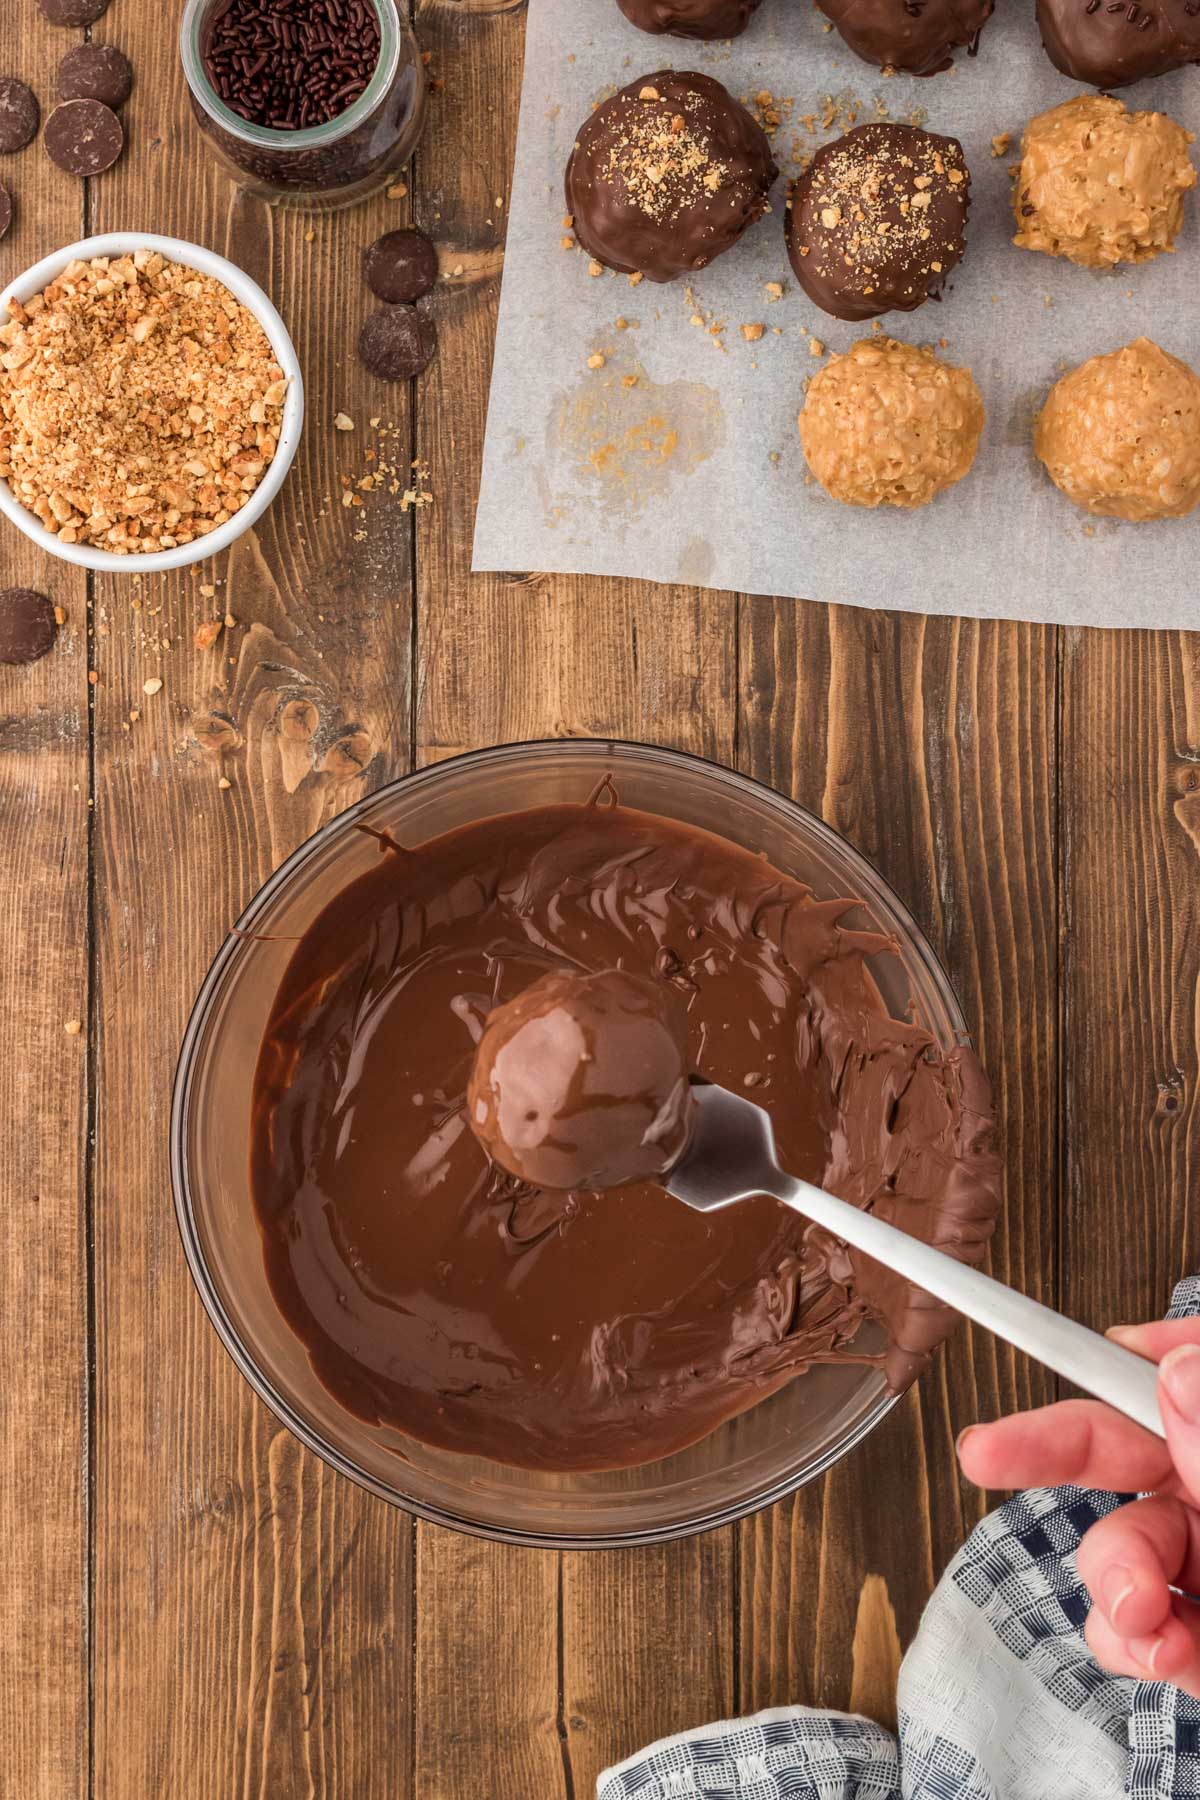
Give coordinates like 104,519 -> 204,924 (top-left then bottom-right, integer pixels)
565,70 -> 777,282
799,337 -> 984,509
1035,338 -> 1200,522
1014,96 -> 1196,270
616,0 -> 762,39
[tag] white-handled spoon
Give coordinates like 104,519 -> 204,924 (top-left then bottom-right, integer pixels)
666,1082 -> 1164,1439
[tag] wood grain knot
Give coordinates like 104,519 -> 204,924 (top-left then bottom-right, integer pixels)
1154,1070 -> 1186,1120
1173,762 -> 1200,858
318,727 -> 375,781
191,709 -> 242,758
279,697 -> 320,742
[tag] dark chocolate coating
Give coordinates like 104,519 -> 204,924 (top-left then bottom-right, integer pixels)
44,99 -> 124,177
616,0 -> 762,39
357,306 -> 438,381
786,122 -> 970,322
363,228 -> 438,304
38,0 -> 111,23
468,969 -> 694,1191
251,799 -> 1000,1471
0,79 -> 40,155
565,69 -> 777,283
1037,0 -> 1200,88
56,44 -> 134,110
0,181 -> 11,240
0,590 -> 57,666
815,0 -> 994,74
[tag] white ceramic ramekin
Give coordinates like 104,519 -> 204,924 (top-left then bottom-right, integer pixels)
0,232 -> 304,575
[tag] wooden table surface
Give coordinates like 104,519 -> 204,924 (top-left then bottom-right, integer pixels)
2,1 -> 1197,1794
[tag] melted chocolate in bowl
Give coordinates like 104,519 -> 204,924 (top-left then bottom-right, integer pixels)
250,790 -> 999,1475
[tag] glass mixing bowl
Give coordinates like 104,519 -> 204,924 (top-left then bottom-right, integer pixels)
171,740 -> 973,1548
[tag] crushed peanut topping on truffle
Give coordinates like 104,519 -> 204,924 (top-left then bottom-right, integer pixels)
0,249 -> 286,555
787,123 -> 969,320
601,90 -> 731,223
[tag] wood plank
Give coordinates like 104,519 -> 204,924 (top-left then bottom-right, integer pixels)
1061,628 -> 1200,1332
562,1535 -> 736,1792
410,4 -> 737,1793
737,604 -> 1060,1721
86,5 -> 417,1791
0,7 -> 90,1793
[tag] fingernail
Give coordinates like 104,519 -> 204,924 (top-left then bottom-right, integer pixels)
1146,1638 -> 1165,1679
1105,1325 -> 1140,1346
1102,1565 -> 1137,1630
1160,1344 -> 1200,1424
955,1426 -> 979,1457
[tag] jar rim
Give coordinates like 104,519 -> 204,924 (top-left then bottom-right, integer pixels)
179,0 -> 404,151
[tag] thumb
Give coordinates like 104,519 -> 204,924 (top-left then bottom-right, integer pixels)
1158,1344 -> 1200,1504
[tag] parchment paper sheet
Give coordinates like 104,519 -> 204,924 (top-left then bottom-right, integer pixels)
472,0 -> 1200,627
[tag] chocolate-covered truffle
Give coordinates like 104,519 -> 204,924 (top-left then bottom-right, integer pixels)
565,69 -> 777,283
786,122 -> 970,322
468,969 -> 694,1192
1037,0 -> 1200,90
616,0 -> 762,39
815,0 -> 994,75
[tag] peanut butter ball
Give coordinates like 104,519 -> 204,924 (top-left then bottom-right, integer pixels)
1035,338 -> 1200,522
1014,96 -> 1196,270
799,337 -> 983,510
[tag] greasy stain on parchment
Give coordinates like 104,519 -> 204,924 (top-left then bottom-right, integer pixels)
1006,382 -> 1046,447
546,355 -> 725,523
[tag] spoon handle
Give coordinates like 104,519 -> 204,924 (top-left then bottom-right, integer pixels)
770,1173 -> 1165,1440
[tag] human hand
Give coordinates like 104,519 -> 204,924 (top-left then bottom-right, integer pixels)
957,1320 -> 1200,1697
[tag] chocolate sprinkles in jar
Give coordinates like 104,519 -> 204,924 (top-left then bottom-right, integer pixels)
180,0 -> 426,209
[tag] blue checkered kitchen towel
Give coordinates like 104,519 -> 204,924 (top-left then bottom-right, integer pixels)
598,1278 -> 1200,1800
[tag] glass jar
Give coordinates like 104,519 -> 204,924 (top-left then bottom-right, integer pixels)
179,0 -> 426,211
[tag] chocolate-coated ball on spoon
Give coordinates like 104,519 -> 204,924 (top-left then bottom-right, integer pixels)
467,968 -> 695,1192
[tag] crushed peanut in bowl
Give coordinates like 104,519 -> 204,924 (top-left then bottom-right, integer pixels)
0,247 -> 288,555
